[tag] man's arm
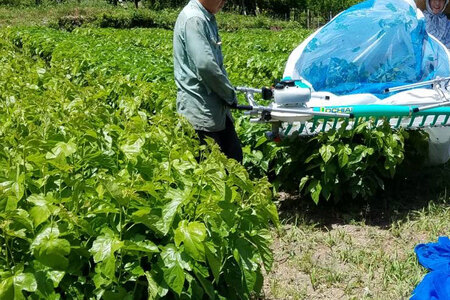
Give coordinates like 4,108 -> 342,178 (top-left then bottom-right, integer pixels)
185,17 -> 237,106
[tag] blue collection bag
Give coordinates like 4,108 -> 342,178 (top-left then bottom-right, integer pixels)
284,0 -> 450,98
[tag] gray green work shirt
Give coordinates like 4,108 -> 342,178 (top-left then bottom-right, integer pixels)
173,0 -> 237,132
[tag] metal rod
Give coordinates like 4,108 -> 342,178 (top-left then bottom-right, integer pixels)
395,116 -> 402,128
252,105 -> 352,118
408,116 -> 416,128
311,118 -> 318,132
431,115 -> 439,127
235,104 -> 352,118
299,123 -> 306,134
247,94 -> 256,107
332,118 -> 338,130
412,101 -> 450,113
236,86 -> 350,118
419,115 -> 429,127
235,87 -> 260,107
384,76 -> 450,93
235,87 -> 262,94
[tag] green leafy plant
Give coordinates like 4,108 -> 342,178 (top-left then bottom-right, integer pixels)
0,26 -> 279,299
245,120 -> 409,204
0,22 -> 432,300
298,121 -> 406,203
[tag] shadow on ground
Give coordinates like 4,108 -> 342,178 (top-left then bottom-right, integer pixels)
276,163 -> 450,229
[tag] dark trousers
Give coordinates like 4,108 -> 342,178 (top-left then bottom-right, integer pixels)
196,116 -> 243,163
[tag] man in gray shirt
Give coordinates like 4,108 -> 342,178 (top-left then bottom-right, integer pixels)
173,0 -> 243,162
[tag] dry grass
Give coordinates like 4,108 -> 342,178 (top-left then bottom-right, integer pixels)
263,166 -> 450,300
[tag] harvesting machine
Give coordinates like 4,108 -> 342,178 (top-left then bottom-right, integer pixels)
233,0 -> 450,163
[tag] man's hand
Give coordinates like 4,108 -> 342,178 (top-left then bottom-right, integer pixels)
229,101 -> 253,111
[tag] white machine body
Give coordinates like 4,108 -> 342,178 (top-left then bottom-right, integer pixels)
273,80 -> 312,108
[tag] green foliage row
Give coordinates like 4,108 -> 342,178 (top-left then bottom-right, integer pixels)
1,0 -> 363,19
0,23 -> 431,299
3,0 -> 361,30
143,0 -> 363,20
224,0 -> 363,19
0,0 -> 104,7
56,9 -> 177,31
236,117 -> 428,204
282,122 -> 407,203
54,9 -> 302,31
0,27 -> 279,299
7,24 -> 427,205
0,0 -> 304,31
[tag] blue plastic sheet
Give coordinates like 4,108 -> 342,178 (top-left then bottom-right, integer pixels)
411,271 -> 450,300
411,237 -> 450,300
288,0 -> 450,98
416,237 -> 450,272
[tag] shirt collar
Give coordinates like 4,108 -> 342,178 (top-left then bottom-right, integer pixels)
192,0 -> 214,21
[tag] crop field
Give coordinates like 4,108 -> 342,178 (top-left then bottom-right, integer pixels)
0,25 -> 303,299
0,7 -> 449,300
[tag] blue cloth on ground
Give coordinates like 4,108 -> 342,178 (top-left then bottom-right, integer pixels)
416,237 -> 450,272
285,0 -> 450,98
411,237 -> 450,300
411,271 -> 450,300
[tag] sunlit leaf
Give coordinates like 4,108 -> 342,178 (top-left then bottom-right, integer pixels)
174,220 -> 206,261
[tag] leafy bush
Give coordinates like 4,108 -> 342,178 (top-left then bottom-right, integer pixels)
7,25 -> 428,208
95,10 -> 157,29
296,121 -> 407,203
239,120 -> 415,204
217,12 -> 301,31
57,14 -> 95,31
53,7 -> 301,31
0,27 -> 278,299
0,24 -> 433,300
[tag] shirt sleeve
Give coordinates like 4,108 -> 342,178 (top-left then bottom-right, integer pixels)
184,17 -> 237,106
